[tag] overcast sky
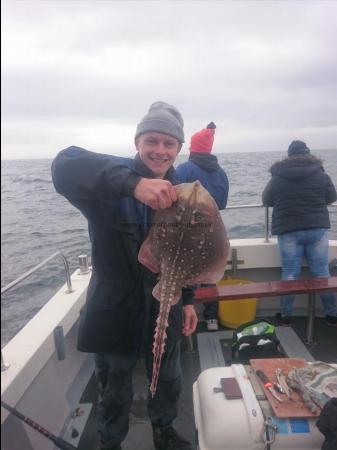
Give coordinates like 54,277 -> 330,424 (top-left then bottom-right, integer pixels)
2,0 -> 337,159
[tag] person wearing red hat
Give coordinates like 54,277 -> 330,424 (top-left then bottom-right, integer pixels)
176,122 -> 229,331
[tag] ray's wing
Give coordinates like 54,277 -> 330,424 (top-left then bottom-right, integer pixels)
138,233 -> 160,273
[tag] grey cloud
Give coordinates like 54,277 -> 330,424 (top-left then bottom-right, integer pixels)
2,0 -> 337,158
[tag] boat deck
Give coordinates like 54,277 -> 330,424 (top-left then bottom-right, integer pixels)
76,316 -> 337,450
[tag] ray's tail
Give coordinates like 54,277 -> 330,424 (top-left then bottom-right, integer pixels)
150,297 -> 173,397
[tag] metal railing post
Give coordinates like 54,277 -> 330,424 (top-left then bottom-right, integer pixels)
58,253 -> 73,293
265,207 -> 270,243
1,251 -> 73,296
305,293 -> 316,345
231,248 -> 238,277
78,254 -> 90,274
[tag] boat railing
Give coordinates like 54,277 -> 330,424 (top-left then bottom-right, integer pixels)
1,253 -> 91,372
225,202 -> 337,243
1,251 -> 73,296
1,203 -> 335,298
1,251 -> 74,372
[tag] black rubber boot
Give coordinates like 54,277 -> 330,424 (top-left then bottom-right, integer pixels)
152,425 -> 192,450
275,312 -> 292,326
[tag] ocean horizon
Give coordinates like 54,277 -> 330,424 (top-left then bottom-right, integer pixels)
1,146 -> 337,161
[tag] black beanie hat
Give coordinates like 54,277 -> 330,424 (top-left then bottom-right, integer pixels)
288,140 -> 310,156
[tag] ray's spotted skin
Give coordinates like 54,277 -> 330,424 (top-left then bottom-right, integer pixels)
138,181 -> 230,396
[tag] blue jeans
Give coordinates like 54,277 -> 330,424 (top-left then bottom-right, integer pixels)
95,343 -> 181,447
278,228 -> 336,317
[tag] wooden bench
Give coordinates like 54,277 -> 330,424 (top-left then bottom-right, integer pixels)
194,277 -> 337,344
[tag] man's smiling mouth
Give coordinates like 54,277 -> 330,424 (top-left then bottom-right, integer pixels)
149,156 -> 169,162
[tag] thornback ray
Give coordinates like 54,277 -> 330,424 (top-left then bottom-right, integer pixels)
138,181 -> 230,397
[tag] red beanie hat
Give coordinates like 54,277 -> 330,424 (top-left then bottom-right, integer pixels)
190,122 -> 216,153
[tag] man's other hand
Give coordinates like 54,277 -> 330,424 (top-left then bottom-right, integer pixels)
182,305 -> 198,336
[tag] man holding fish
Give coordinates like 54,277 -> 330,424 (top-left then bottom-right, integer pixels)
52,101 -> 229,450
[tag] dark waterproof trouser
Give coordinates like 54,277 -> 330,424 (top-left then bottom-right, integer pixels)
203,301 -> 218,320
95,343 -> 182,447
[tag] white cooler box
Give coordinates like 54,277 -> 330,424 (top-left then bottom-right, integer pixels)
193,365 -> 324,450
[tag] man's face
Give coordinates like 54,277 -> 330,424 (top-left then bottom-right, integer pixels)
135,132 -> 182,179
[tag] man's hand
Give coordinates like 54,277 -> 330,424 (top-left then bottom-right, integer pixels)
134,178 -> 177,210
182,305 -> 198,336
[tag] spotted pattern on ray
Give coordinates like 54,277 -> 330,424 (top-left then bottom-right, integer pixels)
138,181 -> 230,396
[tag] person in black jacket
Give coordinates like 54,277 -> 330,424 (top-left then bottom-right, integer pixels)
51,101 -> 198,450
262,140 -> 337,326
176,123 -> 229,331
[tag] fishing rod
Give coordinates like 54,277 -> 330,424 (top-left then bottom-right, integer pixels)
1,400 -> 77,450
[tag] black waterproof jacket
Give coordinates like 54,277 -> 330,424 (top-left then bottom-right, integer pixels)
262,155 -> 336,235
51,146 -> 193,354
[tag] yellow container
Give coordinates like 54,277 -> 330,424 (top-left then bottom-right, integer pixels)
217,278 -> 257,329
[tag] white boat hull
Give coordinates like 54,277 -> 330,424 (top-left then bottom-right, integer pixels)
1,238 -> 336,449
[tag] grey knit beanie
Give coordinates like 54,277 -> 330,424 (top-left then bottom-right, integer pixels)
288,140 -> 310,156
135,101 -> 184,143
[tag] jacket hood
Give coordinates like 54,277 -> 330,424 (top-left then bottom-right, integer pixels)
270,155 -> 324,181
188,152 -> 221,171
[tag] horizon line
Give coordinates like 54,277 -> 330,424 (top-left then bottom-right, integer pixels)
1,147 -> 337,161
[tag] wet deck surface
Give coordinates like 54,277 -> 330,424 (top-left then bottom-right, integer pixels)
78,316 -> 337,450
